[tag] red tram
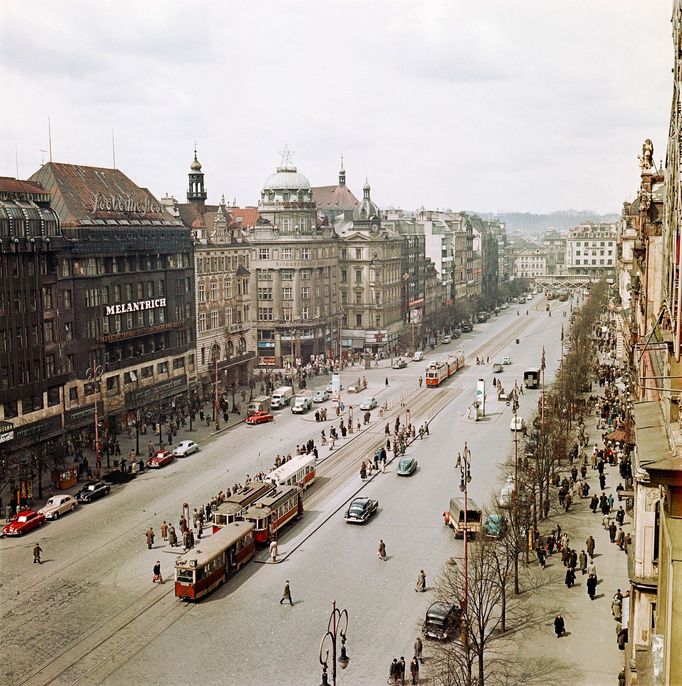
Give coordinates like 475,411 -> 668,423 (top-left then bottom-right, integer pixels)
243,484 -> 303,545
425,352 -> 465,387
212,481 -> 273,533
175,521 -> 255,601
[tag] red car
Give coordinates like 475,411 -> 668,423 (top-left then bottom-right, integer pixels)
147,450 -> 176,468
3,510 -> 46,536
246,411 -> 274,425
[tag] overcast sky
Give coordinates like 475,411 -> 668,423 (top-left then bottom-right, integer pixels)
0,1 -> 673,214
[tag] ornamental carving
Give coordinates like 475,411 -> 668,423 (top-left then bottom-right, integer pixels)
639,138 -> 654,170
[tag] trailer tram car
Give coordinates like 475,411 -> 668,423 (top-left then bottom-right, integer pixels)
243,484 -> 303,545
175,521 -> 255,601
212,481 -> 273,533
267,453 -> 316,489
425,352 -> 465,387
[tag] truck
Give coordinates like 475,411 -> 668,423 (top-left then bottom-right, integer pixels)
247,396 -> 271,416
291,394 -> 313,414
271,386 -> 294,410
448,497 -> 482,539
523,367 -> 540,389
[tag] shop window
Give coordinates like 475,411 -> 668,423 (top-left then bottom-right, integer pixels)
141,366 -> 154,379
47,386 -> 60,407
4,400 -> 18,419
69,387 -> 78,402
173,357 -> 185,370
157,361 -> 169,374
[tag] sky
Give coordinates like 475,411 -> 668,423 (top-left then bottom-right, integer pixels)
0,1 -> 673,214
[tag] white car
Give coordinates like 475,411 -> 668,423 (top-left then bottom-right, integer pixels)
313,389 -> 330,403
497,476 -> 515,508
173,440 -> 199,457
359,397 -> 377,411
502,356 -> 512,365
442,335 -> 452,344
510,416 -> 526,432
39,494 -> 78,520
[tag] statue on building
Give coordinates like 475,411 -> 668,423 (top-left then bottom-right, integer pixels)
639,187 -> 651,212
639,139 -> 654,171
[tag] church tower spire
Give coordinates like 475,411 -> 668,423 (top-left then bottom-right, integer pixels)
187,146 -> 207,205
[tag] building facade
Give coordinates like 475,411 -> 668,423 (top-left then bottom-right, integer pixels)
513,249 -> 547,279
565,222 -> 618,278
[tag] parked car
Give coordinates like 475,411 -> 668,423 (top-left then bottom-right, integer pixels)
413,350 -> 425,362
497,475 -> 515,508
344,497 -> 379,524
2,510 -> 46,536
483,513 -> 508,538
492,363 -> 504,373
245,410 -> 274,425
442,335 -> 452,344
291,394 -> 313,414
452,328 -> 461,339
313,389 -> 330,403
75,480 -> 111,502
392,358 -> 407,369
461,321 -> 473,333
502,356 -> 512,365
423,602 -> 461,640
39,494 -> 78,520
147,450 -> 176,469
397,456 -> 418,476
359,397 -> 377,411
173,440 -> 199,458
510,416 -> 526,432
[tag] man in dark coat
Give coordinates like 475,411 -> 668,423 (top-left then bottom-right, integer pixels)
565,567 -> 576,588
616,507 -> 625,526
587,573 -> 598,600
389,658 -> 399,685
608,521 -> 617,543
280,580 -> 293,606
586,535 -> 596,560
553,614 -> 565,638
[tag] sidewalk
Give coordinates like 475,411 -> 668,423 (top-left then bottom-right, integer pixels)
515,412 -> 630,685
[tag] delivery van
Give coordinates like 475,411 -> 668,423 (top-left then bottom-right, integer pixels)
247,396 -> 271,416
271,386 -> 294,410
291,394 -> 313,414
448,497 -> 482,539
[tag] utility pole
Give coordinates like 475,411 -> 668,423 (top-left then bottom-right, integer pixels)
456,443 -> 472,643
86,361 -> 104,478
215,357 -> 220,431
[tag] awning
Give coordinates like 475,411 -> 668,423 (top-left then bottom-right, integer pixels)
633,401 -> 673,469
605,428 -> 635,445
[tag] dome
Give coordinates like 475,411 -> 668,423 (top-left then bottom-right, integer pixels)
190,152 -> 202,172
263,165 -> 311,192
353,179 -> 380,223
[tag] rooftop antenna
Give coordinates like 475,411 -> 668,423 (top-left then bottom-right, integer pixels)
278,144 -> 294,168
48,117 -> 53,162
112,129 -> 116,169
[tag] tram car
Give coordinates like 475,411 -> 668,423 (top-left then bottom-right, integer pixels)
243,484 -> 303,545
267,453 -> 317,490
212,481 -> 274,533
175,521 -> 255,601
425,352 -> 465,387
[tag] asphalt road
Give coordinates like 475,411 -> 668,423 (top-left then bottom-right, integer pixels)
0,295 -> 572,686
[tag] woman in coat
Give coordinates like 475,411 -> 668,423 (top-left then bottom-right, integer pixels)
587,573 -> 598,600
553,614 -> 565,638
415,570 -> 426,592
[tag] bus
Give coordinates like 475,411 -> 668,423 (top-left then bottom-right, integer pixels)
175,521 -> 255,601
243,484 -> 303,545
212,481 -> 273,533
267,453 -> 316,490
425,352 -> 465,387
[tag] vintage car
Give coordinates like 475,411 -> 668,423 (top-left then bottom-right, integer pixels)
2,510 -> 46,536
502,356 -> 512,365
245,410 -> 274,425
344,497 -> 379,524
497,475 -> 515,508
423,602 -> 461,640
359,397 -> 377,411
39,494 -> 78,519
313,390 -> 330,403
483,513 -> 508,538
397,456 -> 418,476
510,416 -> 526,432
492,363 -> 504,373
173,440 -> 199,457
392,358 -> 408,369
75,480 -> 111,502
147,450 -> 176,469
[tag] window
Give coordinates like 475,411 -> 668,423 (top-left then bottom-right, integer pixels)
44,320 -> 54,344
173,357 -> 185,370
355,291 -> 362,304
198,313 -> 207,332
210,311 -> 219,329
258,248 -> 271,260
302,248 -> 311,260
301,306 -> 309,320
198,283 -> 206,303
301,287 -> 310,299
141,365 -> 153,379
226,308 -> 233,325
258,308 -> 273,321
355,270 -> 362,284
281,269 -> 293,281
282,287 -> 293,300
209,282 -> 218,301
300,218 -> 307,232
157,361 -> 169,374
355,248 -> 362,259
341,249 -> 347,260
301,269 -> 311,280
69,387 -> 78,402
341,269 -> 347,283
63,289 -> 73,309
356,313 -> 362,327
45,355 -> 55,378
225,279 -> 233,299
106,376 -> 119,393
281,248 -> 292,260
22,395 -> 44,414
42,287 -> 53,309
258,287 -> 273,300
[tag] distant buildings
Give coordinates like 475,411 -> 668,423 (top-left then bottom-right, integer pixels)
513,249 -> 547,279
565,222 -> 618,277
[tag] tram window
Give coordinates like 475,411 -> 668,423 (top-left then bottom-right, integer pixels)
196,568 -> 206,582
215,514 -> 227,526
176,569 -> 194,583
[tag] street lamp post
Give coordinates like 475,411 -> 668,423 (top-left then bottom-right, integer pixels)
214,356 -> 220,431
85,361 -> 104,478
511,387 -> 521,594
318,600 -> 350,686
456,443 -> 472,642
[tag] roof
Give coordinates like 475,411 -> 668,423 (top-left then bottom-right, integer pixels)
29,162 -> 179,227
175,521 -> 255,568
0,176 -> 49,197
176,202 -> 259,233
231,206 -> 259,228
311,184 -> 359,211
263,165 -> 310,191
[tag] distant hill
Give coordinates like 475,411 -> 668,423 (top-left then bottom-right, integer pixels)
473,210 -> 620,233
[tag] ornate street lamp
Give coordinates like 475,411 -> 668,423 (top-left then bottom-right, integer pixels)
456,443 -> 472,643
85,362 -> 104,477
318,601 -> 350,686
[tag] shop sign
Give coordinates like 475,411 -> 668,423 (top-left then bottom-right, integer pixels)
105,298 -> 167,316
91,192 -> 164,215
0,429 -> 14,444
260,356 -> 276,366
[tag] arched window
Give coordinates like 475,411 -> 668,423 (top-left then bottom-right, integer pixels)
226,340 -> 234,357
238,337 -> 247,354
211,342 -> 220,362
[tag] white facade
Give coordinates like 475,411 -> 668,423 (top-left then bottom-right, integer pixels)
513,250 -> 547,279
565,222 -> 618,273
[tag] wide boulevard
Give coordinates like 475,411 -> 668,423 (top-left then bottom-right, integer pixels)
1,295 -> 572,686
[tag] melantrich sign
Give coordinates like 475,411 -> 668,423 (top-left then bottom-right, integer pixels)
105,298 -> 166,316
91,192 -> 164,214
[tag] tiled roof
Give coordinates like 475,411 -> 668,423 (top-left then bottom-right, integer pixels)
175,203 -> 259,231
230,207 -> 259,228
29,163 -> 178,227
312,185 -> 359,211
0,176 -> 48,196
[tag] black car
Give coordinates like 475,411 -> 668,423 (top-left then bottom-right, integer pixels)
461,321 -> 473,333
75,480 -> 111,502
344,497 -> 379,524
423,601 -> 461,640
452,328 -> 461,339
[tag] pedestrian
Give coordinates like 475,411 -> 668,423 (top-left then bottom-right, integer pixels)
537,546 -> 546,569
270,539 -> 278,563
160,520 -> 168,541
579,549 -> 588,574
609,521 -> 617,543
146,527 -> 155,549
565,566 -> 575,588
398,657 -> 406,686
414,636 -> 423,664
587,573 -> 597,600
586,535 -> 596,560
152,561 -> 163,584
611,595 -> 623,622
390,658 -> 399,686
590,494 -> 599,513
378,539 -> 387,561
280,580 -> 293,605
553,613 -> 566,638
410,657 -> 419,685
4,504 -> 12,521
616,506 -> 625,526
415,569 -> 426,592
33,542 -> 42,564
385,377 -> 389,387
616,527 -> 625,550
168,525 -> 177,547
